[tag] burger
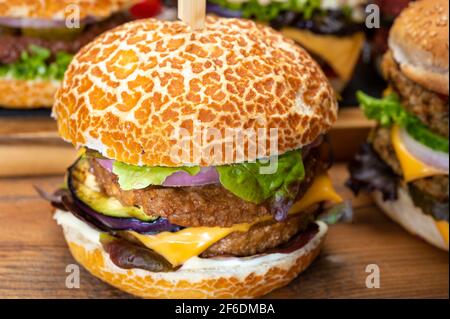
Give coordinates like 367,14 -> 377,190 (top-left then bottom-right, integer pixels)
49,16 -> 343,298
0,0 -> 139,109
370,0 -> 413,73
371,0 -> 413,55
347,0 -> 449,251
205,0 -> 368,93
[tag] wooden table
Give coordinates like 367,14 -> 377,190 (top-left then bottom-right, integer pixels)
0,163 -> 447,299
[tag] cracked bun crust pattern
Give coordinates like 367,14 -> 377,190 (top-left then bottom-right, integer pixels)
0,0 -> 138,20
54,17 -> 338,167
0,78 -> 59,109
389,0 -> 449,95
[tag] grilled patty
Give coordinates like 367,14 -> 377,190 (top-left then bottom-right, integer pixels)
371,126 -> 449,203
382,51 -> 449,137
0,14 -> 129,65
117,205 -> 317,258
90,151 -> 320,228
202,208 -> 316,257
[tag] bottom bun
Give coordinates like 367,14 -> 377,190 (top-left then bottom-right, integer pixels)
0,78 -> 59,109
55,209 -> 327,299
373,186 -> 449,251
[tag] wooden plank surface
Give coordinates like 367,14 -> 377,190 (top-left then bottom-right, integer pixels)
0,163 -> 447,299
0,117 -> 76,177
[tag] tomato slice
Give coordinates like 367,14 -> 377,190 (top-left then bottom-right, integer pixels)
130,0 -> 162,19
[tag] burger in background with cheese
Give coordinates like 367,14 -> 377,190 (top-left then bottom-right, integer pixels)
206,0 -> 368,93
48,16 -> 344,298
0,0 -> 141,109
347,0 -> 449,251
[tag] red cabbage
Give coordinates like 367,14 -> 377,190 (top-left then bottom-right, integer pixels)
346,143 -> 399,201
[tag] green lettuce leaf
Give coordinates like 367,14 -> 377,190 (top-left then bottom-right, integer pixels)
216,150 -> 305,204
0,45 -> 73,81
210,0 -> 323,21
112,162 -> 201,191
111,150 -> 305,205
357,91 -> 449,154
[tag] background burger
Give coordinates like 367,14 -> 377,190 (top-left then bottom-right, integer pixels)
0,0 -> 140,109
370,0 -> 413,73
50,16 -> 343,298
204,0 -> 368,93
347,0 -> 449,251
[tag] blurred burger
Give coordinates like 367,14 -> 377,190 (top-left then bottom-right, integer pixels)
347,0 -> 449,251
206,0 -> 368,92
371,0 -> 413,72
0,0 -> 139,109
49,17 -> 343,298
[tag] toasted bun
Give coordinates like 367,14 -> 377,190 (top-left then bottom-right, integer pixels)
388,0 -> 449,95
0,78 -> 59,109
0,0 -> 138,20
373,186 -> 449,251
55,209 -> 327,298
53,16 -> 338,167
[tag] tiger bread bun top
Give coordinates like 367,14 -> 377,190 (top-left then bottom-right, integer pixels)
54,16 -> 338,167
389,0 -> 449,95
0,0 -> 139,20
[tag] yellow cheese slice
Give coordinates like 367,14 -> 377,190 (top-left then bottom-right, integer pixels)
289,172 -> 343,214
391,125 -> 447,182
131,223 -> 251,267
281,28 -> 365,82
436,221 -> 449,247
131,173 -> 343,266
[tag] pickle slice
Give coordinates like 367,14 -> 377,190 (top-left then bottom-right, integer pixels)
70,158 -> 154,222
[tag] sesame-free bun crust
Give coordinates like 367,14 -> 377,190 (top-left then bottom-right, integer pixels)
388,0 -> 449,95
54,17 -> 338,167
373,187 -> 449,251
0,78 -> 59,109
0,0 -> 138,20
56,208 -> 327,299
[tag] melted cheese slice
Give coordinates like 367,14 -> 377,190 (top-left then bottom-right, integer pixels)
281,28 -> 365,82
391,125 -> 448,182
131,224 -> 252,267
131,172 -> 342,266
289,173 -> 343,214
436,221 -> 449,246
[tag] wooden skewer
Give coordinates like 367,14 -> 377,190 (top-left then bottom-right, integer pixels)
178,0 -> 206,31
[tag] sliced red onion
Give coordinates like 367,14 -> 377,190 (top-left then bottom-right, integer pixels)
163,167 -> 220,187
400,128 -> 449,172
34,185 -> 63,203
95,137 -> 322,188
0,16 -> 96,29
96,158 -> 219,187
97,158 -> 114,172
